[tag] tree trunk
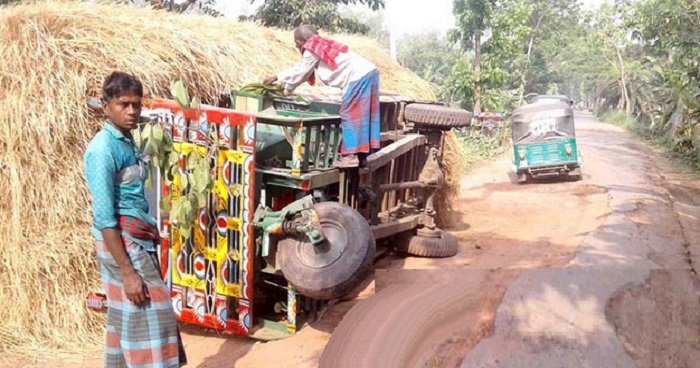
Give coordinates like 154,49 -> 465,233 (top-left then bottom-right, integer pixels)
517,34 -> 535,105
518,17 -> 542,105
474,31 -> 482,115
615,46 -> 632,115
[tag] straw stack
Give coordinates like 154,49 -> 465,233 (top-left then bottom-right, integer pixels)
0,0 -> 437,354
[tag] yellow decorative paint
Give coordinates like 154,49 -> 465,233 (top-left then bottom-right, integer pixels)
173,142 -> 207,156
225,150 -> 245,164
226,217 -> 242,231
212,180 -> 228,202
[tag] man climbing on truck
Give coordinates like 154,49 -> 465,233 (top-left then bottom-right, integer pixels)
264,24 -> 381,168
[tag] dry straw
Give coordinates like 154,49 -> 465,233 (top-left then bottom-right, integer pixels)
0,0 -> 438,355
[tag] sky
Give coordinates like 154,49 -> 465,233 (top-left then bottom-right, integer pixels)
219,0 -> 610,37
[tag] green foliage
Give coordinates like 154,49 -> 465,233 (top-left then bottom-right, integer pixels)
135,80 -> 216,240
239,83 -> 284,97
398,33 -> 461,88
447,0 -> 580,111
570,0 -> 699,167
450,0 -> 495,48
441,58 -> 476,107
455,128 -> 507,170
170,80 -> 191,109
600,111 -> 639,131
251,0 -> 384,34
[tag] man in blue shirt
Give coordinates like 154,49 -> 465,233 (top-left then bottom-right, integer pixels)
84,71 -> 186,367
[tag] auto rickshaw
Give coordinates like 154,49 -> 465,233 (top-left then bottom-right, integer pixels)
512,94 -> 582,183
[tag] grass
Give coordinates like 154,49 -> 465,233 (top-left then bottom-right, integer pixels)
458,135 -> 506,170
600,110 -> 700,171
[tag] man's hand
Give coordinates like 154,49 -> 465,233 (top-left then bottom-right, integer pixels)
101,228 -> 150,306
124,271 -> 149,305
263,75 -> 278,85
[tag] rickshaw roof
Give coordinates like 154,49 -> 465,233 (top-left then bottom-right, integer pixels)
511,100 -> 575,143
531,95 -> 572,104
512,99 -> 573,124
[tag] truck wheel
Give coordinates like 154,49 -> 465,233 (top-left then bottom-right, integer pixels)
404,103 -> 473,129
277,202 -> 375,300
395,230 -> 458,258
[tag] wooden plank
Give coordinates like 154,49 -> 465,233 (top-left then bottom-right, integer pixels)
380,131 -> 403,142
366,134 -> 426,172
398,152 -> 408,202
313,126 -> 322,168
321,126 -> 331,168
388,159 -> 396,210
371,214 -> 421,240
380,166 -> 388,213
331,125 -> 340,164
406,149 -> 415,199
339,171 -> 346,205
369,171 -> 380,225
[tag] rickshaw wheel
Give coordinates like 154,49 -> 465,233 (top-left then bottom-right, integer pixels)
277,202 -> 375,300
569,167 -> 583,181
395,229 -> 459,258
517,172 -> 529,184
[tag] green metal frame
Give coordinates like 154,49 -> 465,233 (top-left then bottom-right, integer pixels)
513,137 -> 580,173
256,110 -> 342,175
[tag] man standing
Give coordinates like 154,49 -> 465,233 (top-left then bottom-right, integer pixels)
84,71 -> 186,367
265,24 -> 381,167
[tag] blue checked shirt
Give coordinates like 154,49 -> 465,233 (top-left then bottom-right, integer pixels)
84,122 -> 157,251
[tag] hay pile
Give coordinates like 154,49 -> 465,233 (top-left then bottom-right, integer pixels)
436,131 -> 467,228
0,1 -> 436,354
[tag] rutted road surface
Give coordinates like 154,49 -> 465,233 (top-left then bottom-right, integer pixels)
16,113 -> 700,367
197,113 -> 700,367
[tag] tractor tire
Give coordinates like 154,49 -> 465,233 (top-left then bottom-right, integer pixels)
277,202 -> 376,300
404,103 -> 473,129
395,230 -> 459,258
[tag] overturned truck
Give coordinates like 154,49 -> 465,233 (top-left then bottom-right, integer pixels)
89,91 -> 472,339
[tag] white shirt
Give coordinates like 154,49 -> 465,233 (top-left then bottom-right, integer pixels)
277,50 -> 377,94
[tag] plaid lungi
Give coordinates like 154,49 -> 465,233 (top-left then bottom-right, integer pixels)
96,238 -> 186,368
340,69 -> 381,155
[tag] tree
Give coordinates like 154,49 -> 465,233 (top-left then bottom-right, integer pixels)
449,0 -> 579,111
344,7 -> 389,49
250,0 -> 384,34
451,0 -> 495,114
513,0 -> 579,103
397,32 -> 460,87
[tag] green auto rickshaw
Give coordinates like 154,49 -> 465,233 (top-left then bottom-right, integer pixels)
511,95 -> 582,183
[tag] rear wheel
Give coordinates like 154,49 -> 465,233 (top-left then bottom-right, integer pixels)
569,167 -> 582,181
517,172 -> 529,184
395,229 -> 459,258
404,103 -> 473,129
277,202 -> 375,300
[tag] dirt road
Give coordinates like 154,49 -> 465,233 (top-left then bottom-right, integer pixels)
15,113 -> 700,367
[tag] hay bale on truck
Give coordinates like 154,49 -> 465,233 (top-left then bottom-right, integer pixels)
0,0 -> 463,355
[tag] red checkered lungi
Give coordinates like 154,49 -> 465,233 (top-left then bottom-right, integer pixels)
96,234 -> 186,367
